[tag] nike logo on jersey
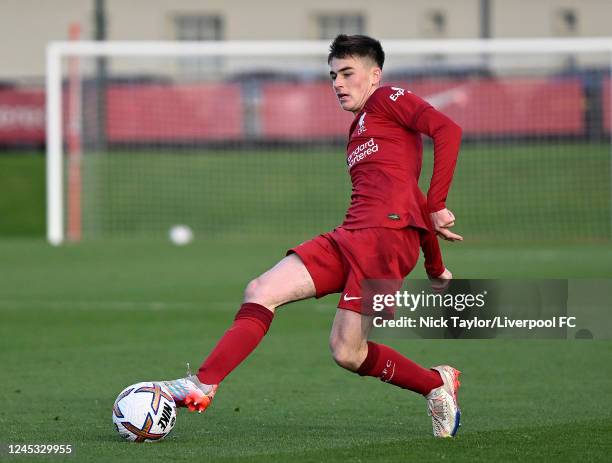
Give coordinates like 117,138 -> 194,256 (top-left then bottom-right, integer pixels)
343,294 -> 362,301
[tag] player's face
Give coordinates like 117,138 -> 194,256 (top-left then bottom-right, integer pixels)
329,56 -> 381,114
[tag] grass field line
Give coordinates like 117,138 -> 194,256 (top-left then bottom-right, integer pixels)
0,299 -> 338,312
0,299 -> 205,310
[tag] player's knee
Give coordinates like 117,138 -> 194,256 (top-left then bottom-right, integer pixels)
244,277 -> 264,302
329,339 -> 362,372
243,277 -> 277,309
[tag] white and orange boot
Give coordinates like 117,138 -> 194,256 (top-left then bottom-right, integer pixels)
426,365 -> 461,437
161,366 -> 217,413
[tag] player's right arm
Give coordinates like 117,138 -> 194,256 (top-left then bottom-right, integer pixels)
420,229 -> 452,291
420,229 -> 445,278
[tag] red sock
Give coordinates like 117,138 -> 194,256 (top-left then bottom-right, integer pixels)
197,303 -> 274,385
357,341 -> 443,395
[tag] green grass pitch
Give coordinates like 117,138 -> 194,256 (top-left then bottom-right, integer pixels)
0,141 -> 609,241
0,142 -> 611,461
75,142 -> 609,241
1,238 -> 612,462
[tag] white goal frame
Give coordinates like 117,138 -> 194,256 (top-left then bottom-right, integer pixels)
46,38 -> 612,245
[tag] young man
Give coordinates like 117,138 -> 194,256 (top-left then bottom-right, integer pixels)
161,35 -> 463,438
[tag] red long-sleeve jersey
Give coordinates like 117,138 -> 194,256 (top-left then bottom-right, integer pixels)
342,85 -> 462,231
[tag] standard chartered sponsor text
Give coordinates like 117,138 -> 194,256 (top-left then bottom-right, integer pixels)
347,138 -> 379,169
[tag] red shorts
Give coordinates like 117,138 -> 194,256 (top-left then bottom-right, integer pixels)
287,226 -> 421,313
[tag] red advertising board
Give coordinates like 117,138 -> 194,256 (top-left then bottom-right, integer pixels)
106,83 -> 243,142
260,78 -> 585,139
259,82 -> 353,139
0,77 -> 603,146
406,78 -> 585,135
0,88 -> 45,144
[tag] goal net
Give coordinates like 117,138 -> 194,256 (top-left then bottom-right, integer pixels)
46,39 -> 612,244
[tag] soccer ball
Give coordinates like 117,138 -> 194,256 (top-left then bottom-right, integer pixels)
168,225 -> 193,246
112,382 -> 177,442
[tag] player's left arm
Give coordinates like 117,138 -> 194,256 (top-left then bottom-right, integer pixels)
413,105 -> 463,241
372,88 -> 463,241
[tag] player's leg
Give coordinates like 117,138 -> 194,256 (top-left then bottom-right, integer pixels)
330,307 -> 461,437
162,253 -> 316,412
196,253 -> 315,385
329,308 -> 444,393
162,231 -> 348,413
328,306 -> 371,371
330,227 -> 461,437
242,253 -> 316,310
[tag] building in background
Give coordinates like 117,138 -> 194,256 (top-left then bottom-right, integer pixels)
0,0 -> 610,243
1,0 -> 611,79
1,0 -> 611,150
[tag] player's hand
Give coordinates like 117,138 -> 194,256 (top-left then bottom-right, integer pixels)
429,267 -> 452,292
430,208 -> 463,242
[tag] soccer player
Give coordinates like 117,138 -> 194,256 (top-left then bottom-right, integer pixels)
162,35 -> 463,438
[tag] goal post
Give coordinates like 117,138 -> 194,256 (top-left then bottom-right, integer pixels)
45,40 -> 332,245
46,42 -> 63,246
46,38 -> 612,245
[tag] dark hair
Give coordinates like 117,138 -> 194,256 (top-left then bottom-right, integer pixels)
327,34 -> 385,69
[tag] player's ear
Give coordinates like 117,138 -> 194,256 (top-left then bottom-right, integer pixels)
371,66 -> 382,86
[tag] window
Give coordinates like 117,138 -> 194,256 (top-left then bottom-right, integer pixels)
175,15 -> 223,41
422,9 -> 447,38
553,8 -> 578,36
174,15 -> 224,78
316,14 -> 365,40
